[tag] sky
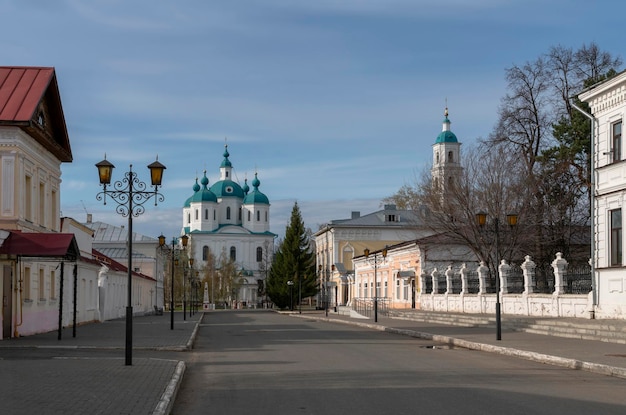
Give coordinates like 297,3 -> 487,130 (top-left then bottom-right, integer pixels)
2,0 -> 624,240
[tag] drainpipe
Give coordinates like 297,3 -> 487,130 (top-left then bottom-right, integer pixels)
572,101 -> 597,318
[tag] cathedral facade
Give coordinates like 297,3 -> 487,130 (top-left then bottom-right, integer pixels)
182,145 -> 275,307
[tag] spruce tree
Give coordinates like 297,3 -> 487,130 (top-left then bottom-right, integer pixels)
267,202 -> 317,309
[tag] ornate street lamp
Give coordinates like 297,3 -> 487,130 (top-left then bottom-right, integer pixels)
476,212 -> 518,341
364,246 -> 388,323
96,155 -> 165,366
158,234 -> 188,330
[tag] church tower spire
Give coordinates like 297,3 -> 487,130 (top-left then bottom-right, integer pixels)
431,107 -> 463,193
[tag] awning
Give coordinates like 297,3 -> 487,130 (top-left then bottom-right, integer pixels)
0,231 -> 79,260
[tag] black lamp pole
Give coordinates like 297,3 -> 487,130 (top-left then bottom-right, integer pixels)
96,156 -> 166,366
158,235 -> 188,330
364,247 -> 387,323
477,212 -> 517,341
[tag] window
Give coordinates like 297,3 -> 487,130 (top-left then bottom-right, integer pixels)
611,208 -> 622,266
436,152 -> 440,164
25,175 -> 32,222
396,280 -> 400,299
230,246 -> 236,261
226,207 -> 231,220
24,267 -> 31,300
248,211 -> 251,221
51,189 -> 57,230
613,121 -> 622,162
265,211 -> 268,222
448,151 -> 453,162
256,247 -> 263,262
50,270 -> 56,299
39,268 -> 45,300
205,209 -> 209,220
195,209 -> 198,220
213,209 -> 216,220
39,183 -> 45,227
202,246 -> 209,261
256,210 -> 260,221
239,208 -> 242,221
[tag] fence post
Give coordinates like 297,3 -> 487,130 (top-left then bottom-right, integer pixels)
460,263 -> 468,294
419,273 -> 429,294
498,260 -> 510,294
445,265 -> 454,295
431,268 -> 439,294
477,261 -> 488,294
552,252 -> 568,295
521,255 -> 536,294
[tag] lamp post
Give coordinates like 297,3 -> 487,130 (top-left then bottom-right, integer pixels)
188,258 -> 195,318
476,212 -> 517,341
363,246 -> 388,323
96,156 -> 166,366
158,234 -> 188,330
287,280 -> 294,311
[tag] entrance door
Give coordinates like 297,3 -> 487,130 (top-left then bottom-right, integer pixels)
2,265 -> 12,339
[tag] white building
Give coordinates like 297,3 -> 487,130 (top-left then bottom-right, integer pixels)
0,67 -> 157,339
182,145 -> 276,306
580,71 -> 626,319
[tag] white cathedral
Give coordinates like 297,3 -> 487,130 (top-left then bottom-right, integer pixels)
182,145 -> 276,307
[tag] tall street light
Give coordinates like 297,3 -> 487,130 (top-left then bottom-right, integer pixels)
96,156 -> 166,366
364,246 -> 388,323
158,234 -> 189,330
476,212 -> 518,341
188,258 -> 195,318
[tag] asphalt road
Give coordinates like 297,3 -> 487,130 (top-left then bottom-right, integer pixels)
172,311 -> 626,415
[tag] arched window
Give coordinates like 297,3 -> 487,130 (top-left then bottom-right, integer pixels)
202,246 -> 209,261
436,152 -> 440,164
195,209 -> 198,220
205,209 -> 209,220
239,208 -> 242,221
256,210 -> 260,221
226,207 -> 231,220
213,209 -> 216,220
248,211 -> 251,221
265,211 -> 268,222
230,246 -> 236,261
256,247 -> 263,262
187,213 -> 191,224
448,151 -> 453,162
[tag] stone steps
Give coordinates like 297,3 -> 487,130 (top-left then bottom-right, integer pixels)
386,310 -> 626,344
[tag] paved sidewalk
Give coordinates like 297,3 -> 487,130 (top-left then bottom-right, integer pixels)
295,312 -> 626,380
0,312 -> 202,415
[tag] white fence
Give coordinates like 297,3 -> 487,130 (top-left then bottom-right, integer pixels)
418,253 -> 594,319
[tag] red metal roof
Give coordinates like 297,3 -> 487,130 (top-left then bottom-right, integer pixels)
0,231 -> 79,259
0,66 -> 72,162
0,67 -> 54,122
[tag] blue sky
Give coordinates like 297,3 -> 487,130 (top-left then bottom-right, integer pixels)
2,0 -> 623,240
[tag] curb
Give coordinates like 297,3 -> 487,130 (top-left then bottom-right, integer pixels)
153,360 -> 186,415
295,315 -> 626,380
